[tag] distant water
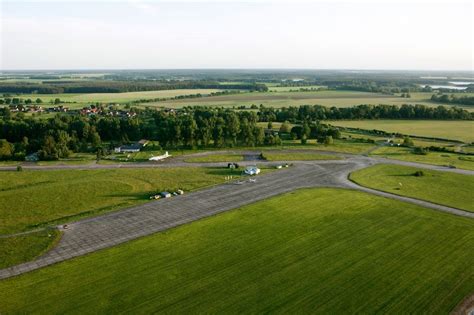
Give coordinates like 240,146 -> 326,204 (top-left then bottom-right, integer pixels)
449,81 -> 473,85
419,84 -> 468,90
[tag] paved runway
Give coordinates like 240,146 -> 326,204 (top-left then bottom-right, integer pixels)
0,155 -> 472,280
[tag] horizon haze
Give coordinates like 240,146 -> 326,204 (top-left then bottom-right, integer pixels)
1,0 -> 473,71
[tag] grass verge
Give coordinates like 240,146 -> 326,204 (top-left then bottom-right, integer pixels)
350,164 -> 474,212
0,229 -> 61,269
370,146 -> 474,170
262,152 -> 341,161
184,154 -> 244,163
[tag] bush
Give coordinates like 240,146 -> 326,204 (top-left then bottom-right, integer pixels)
402,136 -> 414,147
413,147 -> 428,155
301,134 -> 307,145
413,170 -> 424,177
324,136 -> 334,145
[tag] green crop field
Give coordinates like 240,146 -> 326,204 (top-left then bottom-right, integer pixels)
0,167 -> 238,234
350,164 -> 474,212
369,146 -> 474,170
8,89 -> 223,106
141,91 -> 473,110
1,188 -> 473,314
327,120 -> 474,143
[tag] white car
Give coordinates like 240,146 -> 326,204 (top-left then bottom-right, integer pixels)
244,166 -> 260,175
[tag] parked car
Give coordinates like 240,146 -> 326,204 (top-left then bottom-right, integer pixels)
160,192 -> 172,198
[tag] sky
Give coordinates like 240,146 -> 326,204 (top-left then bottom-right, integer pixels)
0,0 -> 473,71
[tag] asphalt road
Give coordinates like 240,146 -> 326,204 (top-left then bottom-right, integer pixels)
0,154 -> 472,280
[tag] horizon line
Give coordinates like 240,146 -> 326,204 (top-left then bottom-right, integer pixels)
1,68 -> 473,73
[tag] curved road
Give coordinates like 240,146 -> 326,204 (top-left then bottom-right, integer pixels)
0,153 -> 472,280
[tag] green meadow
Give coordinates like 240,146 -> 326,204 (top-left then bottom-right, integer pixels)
369,146 -> 474,170
0,229 -> 61,269
262,152 -> 341,161
327,119 -> 474,143
0,188 -> 472,314
350,164 -> 474,212
184,154 -> 244,163
0,167 -> 238,234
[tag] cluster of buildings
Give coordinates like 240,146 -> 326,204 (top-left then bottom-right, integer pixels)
6,103 -> 137,118
7,104 -> 70,113
79,105 -> 137,118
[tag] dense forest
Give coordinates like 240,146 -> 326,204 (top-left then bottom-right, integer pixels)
0,108 -> 286,160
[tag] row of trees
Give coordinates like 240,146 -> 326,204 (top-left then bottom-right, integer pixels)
153,110 -> 270,148
258,104 -> 473,122
0,108 -> 281,160
1,102 -> 472,161
431,94 -> 474,106
0,81 -> 268,94
0,97 -> 61,105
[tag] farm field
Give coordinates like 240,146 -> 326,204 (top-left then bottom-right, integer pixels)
8,89 -> 223,106
350,164 -> 474,212
0,188 -> 473,313
369,146 -> 474,170
142,91 -> 472,110
0,167 -> 239,234
327,120 -> 474,143
266,85 -> 326,92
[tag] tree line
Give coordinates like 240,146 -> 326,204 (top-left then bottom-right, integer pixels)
0,81 -> 268,94
431,94 -> 474,106
0,108 -> 280,160
0,103 -> 472,161
258,104 -> 473,122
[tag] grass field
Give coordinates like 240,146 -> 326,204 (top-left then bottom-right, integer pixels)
262,152 -> 341,161
350,164 -> 474,212
370,146 -> 474,170
0,167 -> 240,234
1,188 -> 473,313
184,154 -> 244,163
301,139 -> 375,154
327,120 -> 474,143
0,230 -> 61,269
